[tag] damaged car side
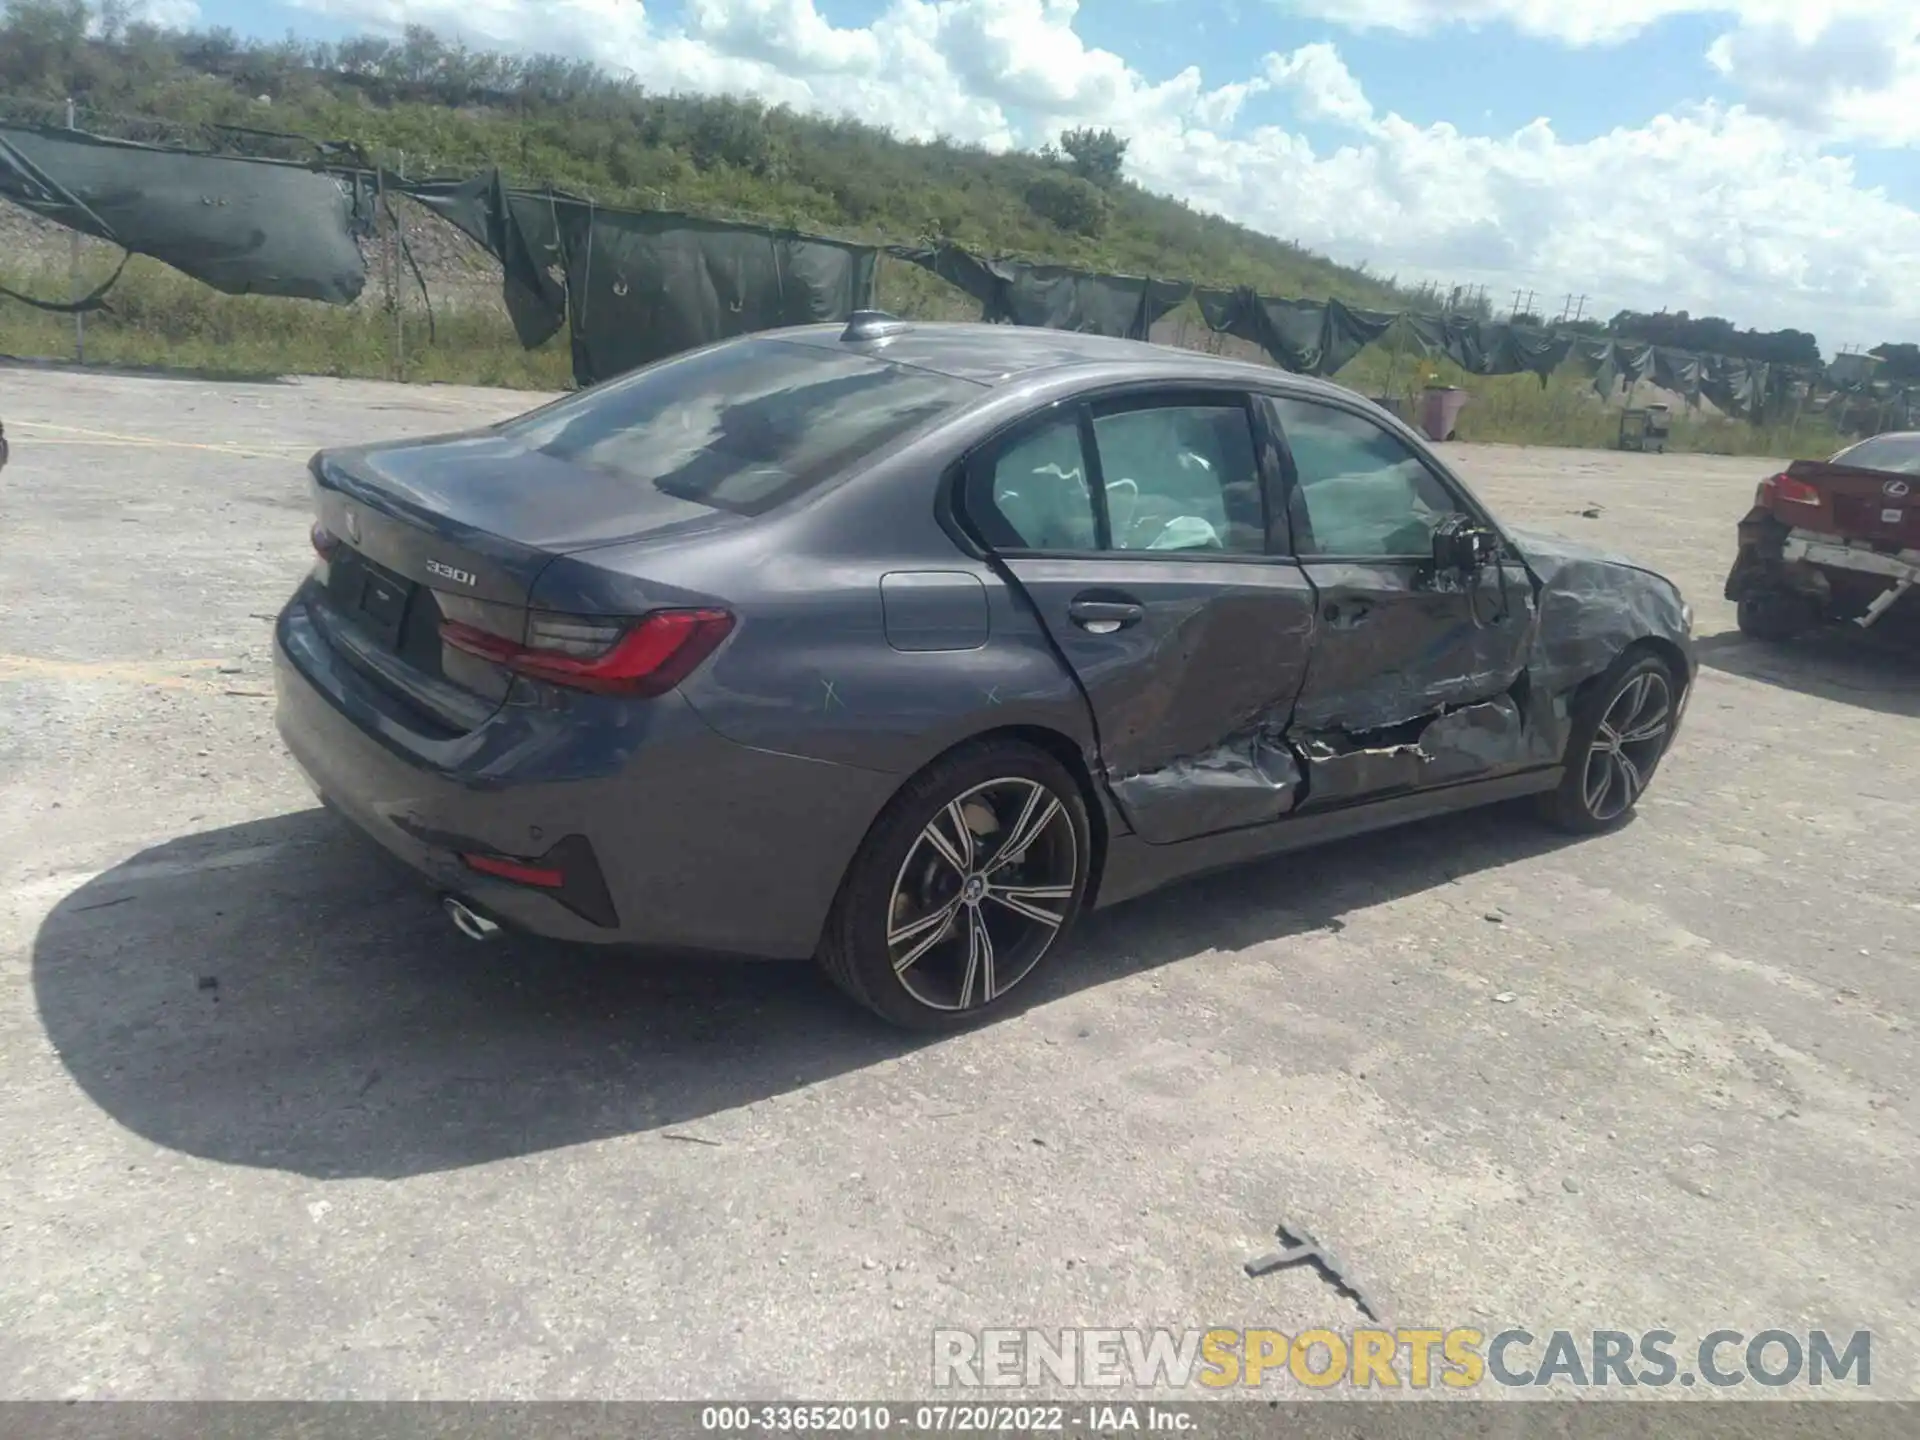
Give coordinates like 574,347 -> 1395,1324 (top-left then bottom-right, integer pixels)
1724,432 -> 1920,641
273,320 -> 1694,1032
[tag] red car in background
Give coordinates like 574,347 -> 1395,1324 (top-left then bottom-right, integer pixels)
1725,432 -> 1920,641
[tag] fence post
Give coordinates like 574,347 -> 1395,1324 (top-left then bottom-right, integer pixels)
67,97 -> 83,364
393,152 -> 407,383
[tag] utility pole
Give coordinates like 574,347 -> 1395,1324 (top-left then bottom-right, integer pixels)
67,96 -> 83,363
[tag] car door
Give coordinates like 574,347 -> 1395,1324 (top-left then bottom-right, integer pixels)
1260,392 -> 1538,806
962,389 -> 1318,845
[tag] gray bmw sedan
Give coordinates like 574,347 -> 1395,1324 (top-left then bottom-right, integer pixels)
273,313 -> 1694,1030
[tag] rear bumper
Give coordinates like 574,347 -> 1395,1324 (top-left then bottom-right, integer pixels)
1781,531 -> 1920,585
272,592 -> 899,958
1726,513 -> 1916,618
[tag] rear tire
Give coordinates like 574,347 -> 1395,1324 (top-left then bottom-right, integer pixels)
1537,650 -> 1678,835
1737,589 -> 1818,642
818,740 -> 1091,1031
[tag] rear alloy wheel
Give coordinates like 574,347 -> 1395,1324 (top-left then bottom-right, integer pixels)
1736,589 -> 1818,643
819,742 -> 1089,1030
1538,652 -> 1677,834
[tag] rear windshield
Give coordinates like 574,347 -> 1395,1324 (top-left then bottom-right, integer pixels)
1832,434 -> 1920,476
493,338 -> 979,516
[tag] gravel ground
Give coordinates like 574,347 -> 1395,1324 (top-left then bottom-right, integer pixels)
0,364 -> 1915,1406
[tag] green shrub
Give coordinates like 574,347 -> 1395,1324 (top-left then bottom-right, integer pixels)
1025,172 -> 1108,239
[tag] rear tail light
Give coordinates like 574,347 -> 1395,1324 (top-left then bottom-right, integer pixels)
1769,472 -> 1822,506
440,608 -> 735,697
311,520 -> 341,557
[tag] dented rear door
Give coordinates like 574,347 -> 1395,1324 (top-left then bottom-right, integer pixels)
965,393 -> 1317,845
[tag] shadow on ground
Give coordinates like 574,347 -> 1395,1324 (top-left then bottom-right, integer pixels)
1694,625 -> 1920,719
34,800 -> 1582,1181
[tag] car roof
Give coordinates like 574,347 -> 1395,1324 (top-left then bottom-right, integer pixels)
766,319 -> 1352,399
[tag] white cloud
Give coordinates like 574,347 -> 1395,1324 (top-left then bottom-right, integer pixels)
1707,13 -> 1920,147
1133,100 -> 1920,344
1277,0 -> 1920,150
1274,0 -> 1901,46
1264,44 -> 1373,130
281,0 -> 1920,347
102,0 -> 201,28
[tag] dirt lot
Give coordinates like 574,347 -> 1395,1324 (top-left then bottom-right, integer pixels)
1,365 -> 1916,1403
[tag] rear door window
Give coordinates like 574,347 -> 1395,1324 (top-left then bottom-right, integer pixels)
967,395 -> 1268,555
493,339 -> 980,517
1089,400 -> 1265,554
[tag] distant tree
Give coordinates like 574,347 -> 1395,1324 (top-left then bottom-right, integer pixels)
1510,311 -> 1544,329
1056,127 -> 1128,188
333,34 -> 393,78
178,24 -> 243,77
0,0 -> 91,96
687,101 -> 778,178
1870,343 -> 1920,383
93,0 -> 129,42
1025,171 -> 1108,237
398,24 -> 446,84
1610,309 -> 1820,366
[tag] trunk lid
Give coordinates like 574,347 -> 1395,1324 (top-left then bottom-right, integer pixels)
1769,458 -> 1920,549
305,430 -> 747,734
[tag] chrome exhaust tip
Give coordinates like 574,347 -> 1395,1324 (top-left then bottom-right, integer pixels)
442,894 -> 502,942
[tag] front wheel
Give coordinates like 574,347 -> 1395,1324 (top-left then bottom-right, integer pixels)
1537,651 -> 1678,834
818,740 -> 1091,1031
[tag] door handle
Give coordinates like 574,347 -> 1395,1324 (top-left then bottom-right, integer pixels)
1323,601 -> 1372,628
1068,597 -> 1145,634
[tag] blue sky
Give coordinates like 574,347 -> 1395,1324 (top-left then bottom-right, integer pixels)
172,0 -> 1920,346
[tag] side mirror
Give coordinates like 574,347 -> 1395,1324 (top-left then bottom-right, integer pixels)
1432,513 -> 1499,573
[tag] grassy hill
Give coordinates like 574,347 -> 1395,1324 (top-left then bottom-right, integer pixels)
0,2 -> 1412,306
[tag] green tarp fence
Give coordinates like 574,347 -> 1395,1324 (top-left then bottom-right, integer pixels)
1191,287 -> 1398,377
906,249 -> 1783,421
406,170 -> 571,349
0,122 -> 370,305
405,169 -> 878,385
0,119 -> 1900,422
886,243 -> 1189,340
560,204 -> 877,385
